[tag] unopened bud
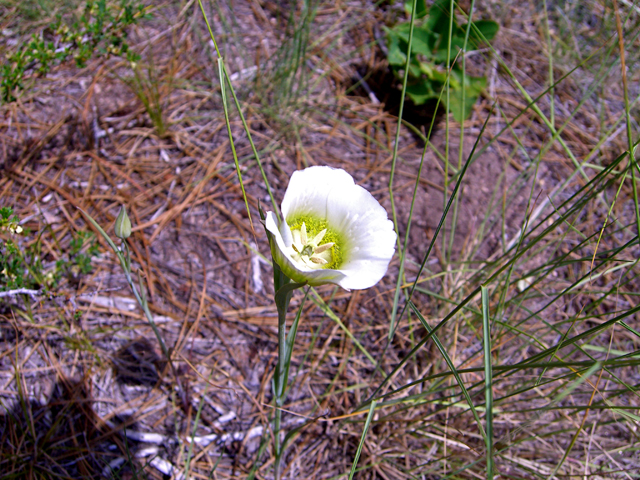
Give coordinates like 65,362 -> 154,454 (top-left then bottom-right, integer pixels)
114,205 -> 132,239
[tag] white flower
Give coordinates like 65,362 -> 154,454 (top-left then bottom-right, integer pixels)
9,223 -> 22,234
265,166 -> 397,290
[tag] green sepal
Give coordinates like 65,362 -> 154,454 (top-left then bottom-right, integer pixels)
275,281 -> 306,316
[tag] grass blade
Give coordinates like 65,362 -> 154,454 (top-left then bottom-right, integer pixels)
348,400 -> 377,480
409,301 -> 487,442
481,286 -> 494,480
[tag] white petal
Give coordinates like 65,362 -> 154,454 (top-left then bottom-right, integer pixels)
336,240 -> 395,290
265,211 -> 347,287
280,215 -> 294,246
281,166 -> 355,220
324,181 -> 397,290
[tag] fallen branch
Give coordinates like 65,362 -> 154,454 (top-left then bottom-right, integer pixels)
0,288 -> 42,299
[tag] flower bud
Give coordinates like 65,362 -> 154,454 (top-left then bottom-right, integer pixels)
114,205 -> 132,239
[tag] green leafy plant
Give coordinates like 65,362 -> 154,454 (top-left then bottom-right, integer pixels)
56,231 -> 100,285
384,0 -> 499,121
0,207 -> 98,293
0,207 -> 30,290
1,0 -> 147,103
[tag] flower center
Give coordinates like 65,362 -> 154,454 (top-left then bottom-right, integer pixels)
301,244 -> 315,257
287,216 -> 343,270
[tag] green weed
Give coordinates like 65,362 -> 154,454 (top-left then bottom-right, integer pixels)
124,55 -> 172,137
0,207 -> 98,294
1,0 -> 147,103
384,0 -> 498,121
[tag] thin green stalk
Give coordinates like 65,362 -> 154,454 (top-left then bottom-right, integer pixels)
481,286 -> 494,480
274,308 -> 286,479
448,0 -> 476,258
410,301 -> 487,442
388,35 -> 451,342
348,401 -> 377,480
389,136 -> 428,341
217,58 -> 253,232
443,0 -> 454,262
391,107 -> 493,340
271,261 -> 305,480
388,0 -> 419,253
272,263 -> 291,480
197,0 -> 279,219
612,0 -> 640,243
77,206 -> 194,422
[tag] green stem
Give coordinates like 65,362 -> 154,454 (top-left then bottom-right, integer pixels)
118,242 -> 194,413
120,242 -> 168,358
274,295 -> 287,480
271,262 -> 305,479
273,263 -> 291,480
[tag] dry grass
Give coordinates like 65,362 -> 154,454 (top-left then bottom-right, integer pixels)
1,0 -> 640,479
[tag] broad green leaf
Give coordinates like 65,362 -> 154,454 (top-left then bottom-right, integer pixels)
383,26 -> 407,66
433,34 -> 466,64
390,23 -> 436,58
403,0 -> 427,19
425,0 -> 455,36
418,61 -> 436,78
444,74 -> 486,122
468,20 -> 500,44
408,60 -> 422,78
406,81 -> 436,105
464,74 -> 486,95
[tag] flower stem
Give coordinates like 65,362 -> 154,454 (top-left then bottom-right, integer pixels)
274,299 -> 287,480
273,262 -> 290,480
119,241 -> 189,411
272,262 -> 305,479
